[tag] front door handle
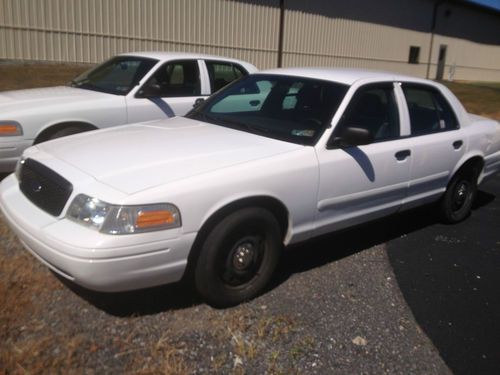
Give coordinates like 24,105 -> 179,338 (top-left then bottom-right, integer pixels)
395,150 -> 411,161
453,140 -> 463,150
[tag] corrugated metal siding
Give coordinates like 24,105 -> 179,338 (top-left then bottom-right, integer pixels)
0,0 -> 280,68
426,2 -> 500,81
282,12 -> 430,77
281,0 -> 500,81
1,0 -> 500,81
282,0 -> 431,77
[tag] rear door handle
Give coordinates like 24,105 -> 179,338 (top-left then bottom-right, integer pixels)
453,140 -> 463,149
395,150 -> 411,161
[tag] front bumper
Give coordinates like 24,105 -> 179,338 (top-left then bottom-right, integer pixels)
0,138 -> 32,173
0,174 -> 197,292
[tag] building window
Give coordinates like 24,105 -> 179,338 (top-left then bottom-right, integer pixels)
408,46 -> 420,64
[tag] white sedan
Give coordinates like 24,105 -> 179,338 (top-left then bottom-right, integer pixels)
0,52 -> 257,172
1,68 -> 500,307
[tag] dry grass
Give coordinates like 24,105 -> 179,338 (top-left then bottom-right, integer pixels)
0,217 -> 67,373
443,81 -> 500,120
0,62 -> 91,91
0,224 -> 61,323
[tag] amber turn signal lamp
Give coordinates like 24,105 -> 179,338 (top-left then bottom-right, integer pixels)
136,210 -> 176,228
0,124 -> 20,135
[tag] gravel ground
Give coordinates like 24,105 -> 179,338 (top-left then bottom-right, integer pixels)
0,214 -> 449,374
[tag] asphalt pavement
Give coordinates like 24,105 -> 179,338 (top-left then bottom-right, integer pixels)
386,175 -> 500,375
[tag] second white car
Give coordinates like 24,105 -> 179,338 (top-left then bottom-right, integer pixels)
0,52 -> 257,172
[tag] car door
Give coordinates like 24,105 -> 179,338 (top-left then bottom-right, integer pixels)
314,82 -> 411,236
399,83 -> 466,209
125,59 -> 209,123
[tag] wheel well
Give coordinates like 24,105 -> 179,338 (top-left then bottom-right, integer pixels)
453,156 -> 484,183
34,122 -> 97,144
183,196 -> 289,281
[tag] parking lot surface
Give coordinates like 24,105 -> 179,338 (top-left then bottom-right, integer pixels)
1,175 -> 498,373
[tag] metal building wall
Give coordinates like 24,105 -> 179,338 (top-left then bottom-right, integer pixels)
1,0 -> 500,81
428,3 -> 500,81
0,0 -> 280,68
428,35 -> 500,81
282,0 -> 500,82
282,7 -> 431,77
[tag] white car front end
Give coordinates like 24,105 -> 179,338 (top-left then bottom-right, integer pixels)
0,172 -> 194,291
0,86 -> 127,172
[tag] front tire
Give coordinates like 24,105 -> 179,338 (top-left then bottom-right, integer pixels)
440,169 -> 478,223
194,207 -> 282,307
45,126 -> 86,141
34,125 -> 89,144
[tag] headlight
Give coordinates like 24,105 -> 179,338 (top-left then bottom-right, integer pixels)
66,194 -> 181,234
0,121 -> 23,136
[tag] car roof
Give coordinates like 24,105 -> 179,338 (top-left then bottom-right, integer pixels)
120,51 -> 252,65
258,67 -> 434,86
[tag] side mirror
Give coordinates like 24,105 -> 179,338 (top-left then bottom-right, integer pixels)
193,98 -> 205,108
136,84 -> 162,98
327,126 -> 374,149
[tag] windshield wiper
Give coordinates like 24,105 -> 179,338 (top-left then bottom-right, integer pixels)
191,112 -> 272,137
215,115 -> 271,135
189,111 -> 218,123
69,78 -> 89,87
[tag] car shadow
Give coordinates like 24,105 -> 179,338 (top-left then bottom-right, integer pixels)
274,189 -> 494,286
385,186 -> 499,375
270,204 -> 440,288
56,275 -> 202,317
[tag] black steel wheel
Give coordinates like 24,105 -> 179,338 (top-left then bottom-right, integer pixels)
194,207 -> 282,307
440,169 -> 478,223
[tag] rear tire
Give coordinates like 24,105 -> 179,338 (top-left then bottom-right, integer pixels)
439,168 -> 478,223
194,207 -> 282,307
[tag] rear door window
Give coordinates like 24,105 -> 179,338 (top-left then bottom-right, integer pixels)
402,84 -> 459,135
206,61 -> 247,93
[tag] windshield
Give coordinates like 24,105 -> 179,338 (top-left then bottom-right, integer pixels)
187,74 -> 348,145
69,56 -> 158,95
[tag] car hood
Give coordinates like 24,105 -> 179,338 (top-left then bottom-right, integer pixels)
35,117 -> 303,194
0,86 -> 114,113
